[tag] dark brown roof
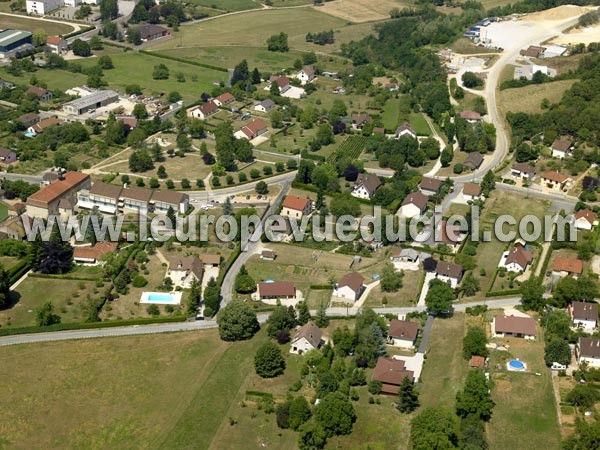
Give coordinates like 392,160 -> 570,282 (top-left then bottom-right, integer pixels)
31,117 -> 61,133
579,337 -> 600,358
26,86 -> 50,98
521,45 -> 546,57
201,253 -> 221,265
463,152 -> 484,169
505,245 -> 533,270
493,315 -> 536,336
401,191 -> 428,210
552,257 -> 583,275
388,320 -> 419,341
215,92 -> 235,104
338,271 -> 364,293
395,123 -> 415,137
435,261 -> 463,279
351,113 -> 372,126
138,24 -> 169,37
292,322 -> 322,348
282,195 -> 309,212
355,173 -> 381,194
261,250 -> 277,259
199,101 -> 219,116
0,148 -> 15,159
90,181 -> 122,200
541,171 -> 569,183
168,256 -> 203,280
258,281 -> 296,297
575,209 -> 597,225
151,190 -> 187,205
463,182 -> 481,197
18,112 -> 38,125
512,162 -> 536,175
121,186 -> 153,202
552,139 -> 571,152
372,358 -> 414,393
572,301 -> 598,322
420,177 -> 443,193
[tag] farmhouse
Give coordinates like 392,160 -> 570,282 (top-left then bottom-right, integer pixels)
551,139 -> 572,159
269,75 -> 291,93
552,257 -> 584,278
573,209 -> 597,231
460,110 -> 482,122
258,281 -> 296,301
570,301 -> 598,331
63,90 -> 120,116
578,338 -> 600,368
387,320 -> 419,348
462,182 -> 482,201
511,162 -> 536,180
46,35 -> 68,54
351,113 -> 372,130
27,117 -> 61,135
435,261 -> 464,288
167,256 -> 204,288
395,123 -> 417,140
73,241 -> 118,266
333,271 -> 365,303
187,101 -> 219,120
213,92 -> 235,107
372,358 -> 415,395
463,152 -> 484,171
0,148 -> 17,166
499,244 -> 533,273
26,86 -> 52,101
137,24 -> 170,42
419,177 -> 443,196
26,171 -> 90,219
540,171 -> 570,191
254,99 -> 275,112
290,322 -> 322,354
281,195 -> 311,219
492,315 -> 536,339
235,118 -> 269,140
296,66 -> 315,85
351,173 -> 381,200
398,191 -> 428,218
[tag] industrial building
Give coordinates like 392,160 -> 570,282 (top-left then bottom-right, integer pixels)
62,90 -> 120,116
0,29 -> 33,58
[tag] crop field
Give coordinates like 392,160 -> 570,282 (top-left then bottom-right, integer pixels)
498,79 -> 576,115
188,0 -> 260,11
326,135 -> 369,163
316,0 -> 412,23
0,14 -> 75,35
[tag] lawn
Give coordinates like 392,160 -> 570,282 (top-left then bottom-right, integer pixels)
0,202 -> 7,221
0,13 -> 75,35
1,66 -> 88,92
409,112 -> 431,136
487,331 -> 561,450
498,79 -> 577,115
0,277 -> 102,328
188,0 -> 259,11
419,314 -> 469,408
364,268 -> 422,308
0,255 -> 18,270
315,0 -> 412,23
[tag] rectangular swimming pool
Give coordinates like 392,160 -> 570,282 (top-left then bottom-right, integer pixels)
140,291 -> 183,305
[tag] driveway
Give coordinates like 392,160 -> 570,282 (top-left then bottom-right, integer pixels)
417,272 -> 435,308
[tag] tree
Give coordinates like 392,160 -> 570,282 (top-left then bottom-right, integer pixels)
460,414 -> 488,450
30,225 -> 73,274
397,376 -> 420,413
0,264 -> 10,309
461,272 -> 480,297
129,149 -> 153,172
251,67 -> 261,84
97,55 -> 114,70
566,384 -> 600,408
71,39 -> 91,57
267,32 -> 289,52
462,72 -> 483,88
425,279 -> 454,315
255,341 -> 286,378
298,422 -> 327,450
217,301 -> 260,341
315,392 -> 356,437
270,81 -> 280,97
35,301 -> 61,326
410,408 -> 459,450
89,34 -> 103,50
231,59 -> 249,85
544,309 -> 571,340
463,327 -> 488,359
271,110 -> 283,128
520,278 -> 545,311
100,0 -> 119,20
157,165 -> 168,179
234,265 -> 256,294
316,123 -> 334,146
329,196 -> 361,217
152,63 -> 170,80
255,181 -> 268,195
214,121 -> 236,171
132,103 -> 148,120
315,304 -> 329,328
168,91 -> 182,103
481,170 -> 496,195
297,301 -> 310,325
267,305 -> 297,337
544,338 -> 571,366
563,419 -> 600,449
288,396 -> 312,431
456,370 -> 495,421
380,263 -> 403,292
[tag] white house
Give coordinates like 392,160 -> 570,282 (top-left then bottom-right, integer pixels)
167,256 -> 204,289
570,301 -> 598,331
254,99 -> 276,113
186,101 -> 218,120
551,139 -> 572,159
290,322 -> 323,354
435,261 -> 463,288
541,171 -> 570,192
492,315 -> 536,340
462,182 -> 482,201
26,0 -> 61,14
498,244 -> 533,273
395,123 -> 417,139
387,319 -> 419,348
333,272 -> 365,303
296,66 -> 315,85
573,209 -> 598,231
578,337 -> 600,367
351,173 -> 381,200
511,162 -> 536,180
397,191 -> 428,218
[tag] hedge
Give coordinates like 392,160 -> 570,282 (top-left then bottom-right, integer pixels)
63,26 -> 95,40
8,260 -> 30,286
310,284 -> 333,290
485,289 -> 520,298
138,50 -> 228,73
29,273 -> 102,282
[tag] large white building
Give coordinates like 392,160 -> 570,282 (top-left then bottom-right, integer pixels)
26,0 -> 62,14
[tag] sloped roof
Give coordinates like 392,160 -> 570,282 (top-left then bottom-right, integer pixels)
215,92 -> 235,104
201,253 -> 221,265
27,171 -> 89,207
355,173 -> 381,194
551,139 -> 571,152
552,257 -> 583,275
463,182 -> 481,197
338,271 -> 364,293
505,245 -> 533,270
31,117 -> 61,133
463,152 -> 484,169
435,261 -> 463,279
199,100 -> 219,116
494,315 -> 536,336
372,358 -> 414,390
258,281 -> 296,297
90,181 -> 122,200
470,355 -> 485,368
460,110 -> 482,120
282,195 -> 309,211
26,86 -> 49,98
579,337 -> 600,358
292,322 -> 322,348
512,162 -> 536,175
73,241 -> 118,261
572,301 -> 598,322
151,189 -> 188,205
401,191 -> 428,210
541,171 -> 569,183
46,35 -> 65,45
575,209 -> 597,225
388,319 -> 419,341
420,177 -> 443,193
168,255 -> 203,280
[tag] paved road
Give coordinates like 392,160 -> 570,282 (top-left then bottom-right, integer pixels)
418,315 -> 434,354
0,172 -> 43,184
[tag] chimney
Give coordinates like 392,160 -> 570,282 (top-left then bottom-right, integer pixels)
57,168 -> 63,180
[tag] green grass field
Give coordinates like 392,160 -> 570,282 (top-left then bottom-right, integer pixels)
0,202 -> 7,221
188,0 -> 260,11
0,14 -> 75,35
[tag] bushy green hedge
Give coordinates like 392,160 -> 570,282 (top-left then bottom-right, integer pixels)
484,289 -> 520,298
138,50 -> 228,73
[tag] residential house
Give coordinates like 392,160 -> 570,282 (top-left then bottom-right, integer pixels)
541,171 -> 570,191
290,322 -> 322,354
187,101 -> 219,120
235,118 -> 269,140
261,249 -> 277,260
578,338 -> 600,367
120,186 -> 153,215
45,35 -> 68,54
372,358 -> 415,395
296,66 -> 315,85
573,209 -> 598,231
281,195 -> 311,219
213,92 -> 235,107
438,220 -> 464,251
118,116 -> 138,129
511,162 -> 536,180
499,244 -> 533,273
200,254 -> 221,268
151,190 -> 189,215
387,319 -> 419,349
419,177 -> 443,196
26,85 -> 52,101
77,181 -> 122,214
27,117 -> 61,135
73,241 -> 118,266
463,152 -> 484,171
17,112 -> 39,127
254,99 -> 276,112
351,173 -> 381,200
269,75 -> 291,93
166,256 -> 204,288
570,301 -> 598,331
395,123 -> 417,140
460,110 -> 482,122
435,261 -> 464,288
551,139 -> 572,159
351,113 -> 372,130
0,148 -> 17,166
333,272 -> 365,303
391,248 -> 420,265
137,24 -> 170,41
397,191 -> 428,218
258,281 -> 296,301
462,182 -> 482,201
25,171 -> 90,219
492,315 -> 536,339
552,257 -> 584,279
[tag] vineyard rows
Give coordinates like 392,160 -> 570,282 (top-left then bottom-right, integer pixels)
326,136 -> 369,163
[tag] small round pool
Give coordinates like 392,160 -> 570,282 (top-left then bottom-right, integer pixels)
508,360 -> 525,370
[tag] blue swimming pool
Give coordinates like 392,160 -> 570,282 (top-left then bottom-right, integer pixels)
140,291 -> 182,305
508,360 -> 525,370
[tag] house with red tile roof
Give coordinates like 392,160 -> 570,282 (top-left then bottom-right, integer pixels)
573,209 -> 598,231
213,92 -> 235,107
552,257 -> 584,278
186,101 -> 219,120
372,358 -> 414,395
73,241 -> 118,266
258,281 -> 296,301
46,35 -> 67,54
27,117 -> 61,135
235,118 -> 269,140
541,171 -> 570,191
281,195 -> 311,219
26,171 -> 90,219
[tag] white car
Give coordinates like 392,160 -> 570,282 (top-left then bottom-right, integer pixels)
551,362 -> 567,370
